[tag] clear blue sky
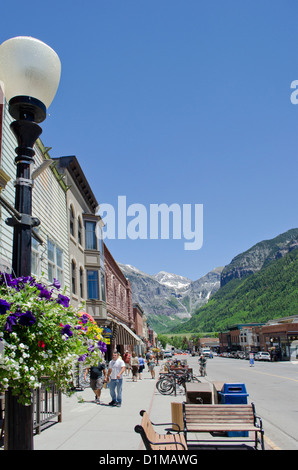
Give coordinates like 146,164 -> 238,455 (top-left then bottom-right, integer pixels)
1,1 -> 297,280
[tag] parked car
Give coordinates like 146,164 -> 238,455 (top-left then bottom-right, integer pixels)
163,351 -> 172,358
255,352 -> 271,361
236,351 -> 245,359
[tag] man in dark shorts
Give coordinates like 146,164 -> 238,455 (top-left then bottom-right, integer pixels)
84,360 -> 107,403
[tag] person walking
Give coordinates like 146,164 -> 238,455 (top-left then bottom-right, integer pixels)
105,351 -> 125,407
145,350 -> 151,370
199,354 -> 207,376
131,351 -> 139,382
123,350 -> 131,376
249,352 -> 255,367
148,355 -> 156,379
138,354 -> 145,380
84,359 -> 107,404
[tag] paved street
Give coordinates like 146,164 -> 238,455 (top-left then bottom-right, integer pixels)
30,354 -> 298,451
200,355 -> 298,450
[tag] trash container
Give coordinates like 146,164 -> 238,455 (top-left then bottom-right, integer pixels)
220,383 -> 249,404
220,383 -> 249,437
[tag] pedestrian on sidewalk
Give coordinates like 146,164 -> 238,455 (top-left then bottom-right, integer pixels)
131,351 -> 139,382
106,351 -> 126,407
84,359 -> 107,404
123,350 -> 131,376
148,355 -> 156,379
145,350 -> 151,370
138,354 -> 145,380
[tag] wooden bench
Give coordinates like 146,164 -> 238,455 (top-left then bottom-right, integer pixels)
183,403 -> 265,450
134,410 -> 188,450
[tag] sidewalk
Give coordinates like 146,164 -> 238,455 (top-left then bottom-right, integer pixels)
34,363 -> 178,450
33,361 -> 272,451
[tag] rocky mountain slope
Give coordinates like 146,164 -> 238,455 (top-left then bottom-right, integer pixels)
118,263 -> 223,329
220,228 -> 298,287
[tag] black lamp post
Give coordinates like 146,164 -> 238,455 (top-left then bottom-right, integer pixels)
0,36 -> 61,450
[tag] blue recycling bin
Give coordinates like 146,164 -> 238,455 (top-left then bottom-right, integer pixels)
220,383 -> 249,437
220,383 -> 249,404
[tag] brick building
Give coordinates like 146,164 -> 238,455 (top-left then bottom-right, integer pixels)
219,317 -> 298,361
104,243 -> 143,359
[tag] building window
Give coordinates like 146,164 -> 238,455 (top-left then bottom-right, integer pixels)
100,270 -> 106,301
80,267 -> 84,298
48,239 -> 64,286
85,221 -> 97,250
78,217 -> 82,246
87,270 -> 99,299
31,236 -> 40,277
69,205 -> 75,237
71,260 -> 76,295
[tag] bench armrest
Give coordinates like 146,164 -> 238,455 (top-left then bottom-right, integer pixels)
152,422 -> 182,433
134,424 -> 187,450
139,410 -> 182,433
254,414 -> 263,430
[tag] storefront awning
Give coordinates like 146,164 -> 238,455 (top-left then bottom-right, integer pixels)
111,319 -> 142,346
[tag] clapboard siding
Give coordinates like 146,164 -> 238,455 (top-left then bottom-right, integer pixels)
0,101 -> 70,295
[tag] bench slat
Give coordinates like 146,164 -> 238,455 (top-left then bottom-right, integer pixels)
186,424 -> 259,432
185,417 -> 254,422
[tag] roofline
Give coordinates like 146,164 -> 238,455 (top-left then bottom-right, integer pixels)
53,156 -> 98,213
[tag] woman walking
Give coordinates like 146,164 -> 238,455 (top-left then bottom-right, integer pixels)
148,355 -> 156,379
138,354 -> 145,380
131,351 -> 139,382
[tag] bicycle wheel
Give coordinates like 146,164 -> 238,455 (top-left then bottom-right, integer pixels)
177,377 -> 187,391
156,378 -> 175,395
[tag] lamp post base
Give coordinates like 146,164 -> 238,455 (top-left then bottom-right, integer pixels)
4,389 -> 34,450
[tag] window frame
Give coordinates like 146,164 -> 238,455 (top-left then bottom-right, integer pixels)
47,238 -> 64,286
87,269 -> 99,300
69,205 -> 75,237
85,220 -> 97,250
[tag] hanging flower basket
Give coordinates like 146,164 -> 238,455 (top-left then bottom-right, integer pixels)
0,273 -> 109,405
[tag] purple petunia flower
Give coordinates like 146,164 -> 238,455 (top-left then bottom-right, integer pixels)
78,354 -> 88,362
18,310 -> 36,327
51,278 -> 61,290
80,314 -> 89,324
56,294 -> 70,308
97,340 -> 107,353
1,273 -> 18,288
0,299 -> 11,315
61,324 -> 73,337
36,284 -> 52,300
4,314 -> 18,333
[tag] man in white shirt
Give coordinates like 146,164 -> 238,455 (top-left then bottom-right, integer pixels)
105,351 -> 125,407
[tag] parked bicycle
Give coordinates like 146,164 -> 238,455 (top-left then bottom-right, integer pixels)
73,365 -> 90,390
156,370 -> 200,396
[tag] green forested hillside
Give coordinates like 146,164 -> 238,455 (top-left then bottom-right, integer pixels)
171,248 -> 298,333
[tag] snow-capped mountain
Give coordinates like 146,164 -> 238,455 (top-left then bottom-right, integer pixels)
153,271 -> 192,290
118,262 -> 223,331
